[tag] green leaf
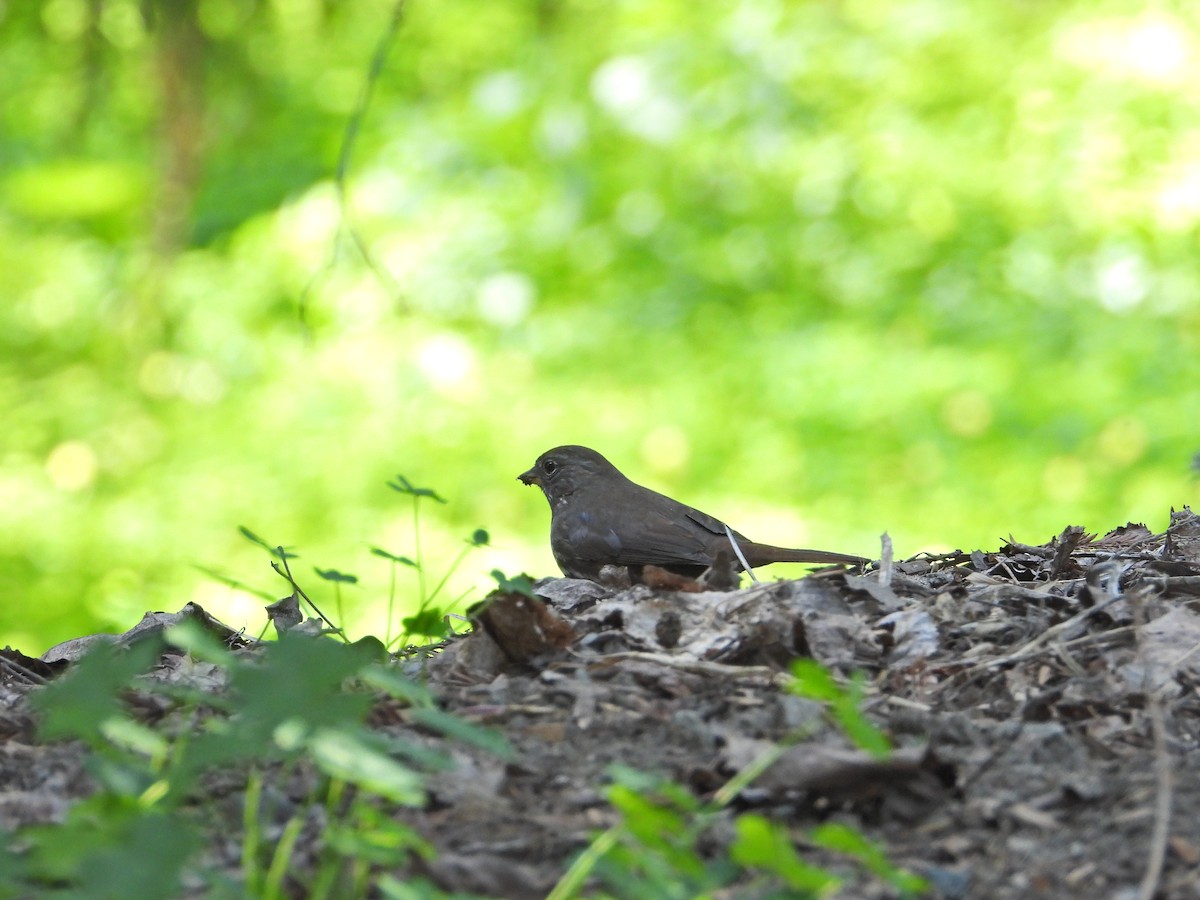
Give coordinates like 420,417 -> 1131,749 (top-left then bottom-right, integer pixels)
226,635 -> 377,745
789,658 -> 842,702
490,569 -> 536,598
237,526 -> 298,560
99,718 -> 170,764
401,607 -> 448,639
382,736 -> 462,772
164,619 -> 234,666
325,803 -> 433,865
90,813 -> 201,898
837,710 -> 893,758
90,756 -> 159,799
370,547 -> 418,567
789,659 -> 891,757
314,566 -> 359,584
386,475 -> 446,503
32,639 -> 163,746
307,728 -> 425,805
351,635 -> 388,661
407,706 -> 513,759
731,814 -> 840,894
811,823 -> 929,894
610,786 -> 688,851
193,565 -> 277,600
5,159 -> 146,221
18,806 -> 200,899
607,764 -> 700,813
359,666 -> 435,708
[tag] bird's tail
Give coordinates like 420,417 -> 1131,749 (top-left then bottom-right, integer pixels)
740,542 -> 870,569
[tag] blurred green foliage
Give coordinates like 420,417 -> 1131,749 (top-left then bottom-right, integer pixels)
2,0 -> 1197,649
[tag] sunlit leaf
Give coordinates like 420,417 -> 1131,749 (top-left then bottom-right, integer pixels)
314,567 -> 359,584
400,608 -> 447,639
490,569 -> 536,598
307,728 -> 425,805
731,814 -> 841,894
370,547 -> 418,567
238,527 -> 298,561
386,475 -> 446,503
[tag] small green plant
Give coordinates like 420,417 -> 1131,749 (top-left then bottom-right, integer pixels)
550,762 -> 843,900
314,567 -> 360,634
549,658 -> 928,899
788,658 -> 892,758
490,568 -> 536,598
372,526 -> 491,649
810,823 -> 928,896
730,814 -> 841,894
238,526 -> 300,564
227,472 -> 489,647
385,474 -> 447,609
370,545 -> 419,645
383,473 -> 490,648
7,624 -> 511,897
238,526 -> 346,640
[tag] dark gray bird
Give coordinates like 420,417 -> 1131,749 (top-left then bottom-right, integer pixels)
519,445 -> 869,582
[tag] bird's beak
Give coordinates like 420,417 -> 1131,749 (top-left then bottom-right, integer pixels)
518,467 -> 540,487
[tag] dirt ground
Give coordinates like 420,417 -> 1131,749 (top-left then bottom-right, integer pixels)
4,508 -> 1200,898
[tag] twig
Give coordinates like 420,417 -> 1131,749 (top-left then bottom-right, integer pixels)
1146,574 -> 1200,595
271,549 -> 344,640
1138,685 -> 1172,900
1072,551 -> 1172,561
0,655 -> 48,686
1130,590 -> 1173,900
298,0 -> 406,325
593,650 -> 776,680
709,723 -> 817,807
933,592 -> 1130,694
1166,636 -> 1200,674
1058,625 -> 1136,650
879,532 -> 894,586
959,719 -> 1026,795
544,821 -> 620,900
725,525 -> 757,583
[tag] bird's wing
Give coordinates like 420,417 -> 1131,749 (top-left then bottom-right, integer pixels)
683,507 -> 740,539
556,485 -> 743,569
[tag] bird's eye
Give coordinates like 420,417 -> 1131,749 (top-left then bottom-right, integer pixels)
543,459 -> 558,475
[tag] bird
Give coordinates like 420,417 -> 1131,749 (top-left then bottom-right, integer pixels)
518,445 -> 869,583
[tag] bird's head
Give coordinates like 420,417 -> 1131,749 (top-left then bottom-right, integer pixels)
518,445 -> 620,505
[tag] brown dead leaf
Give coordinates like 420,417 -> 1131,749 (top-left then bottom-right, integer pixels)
473,593 -> 576,664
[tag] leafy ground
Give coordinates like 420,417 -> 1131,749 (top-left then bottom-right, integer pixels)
3,509 -> 1200,897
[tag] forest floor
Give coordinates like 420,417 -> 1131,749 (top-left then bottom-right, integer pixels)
4,509 -> 1200,898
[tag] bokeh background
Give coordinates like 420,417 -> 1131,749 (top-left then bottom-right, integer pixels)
3,0 -> 1198,652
